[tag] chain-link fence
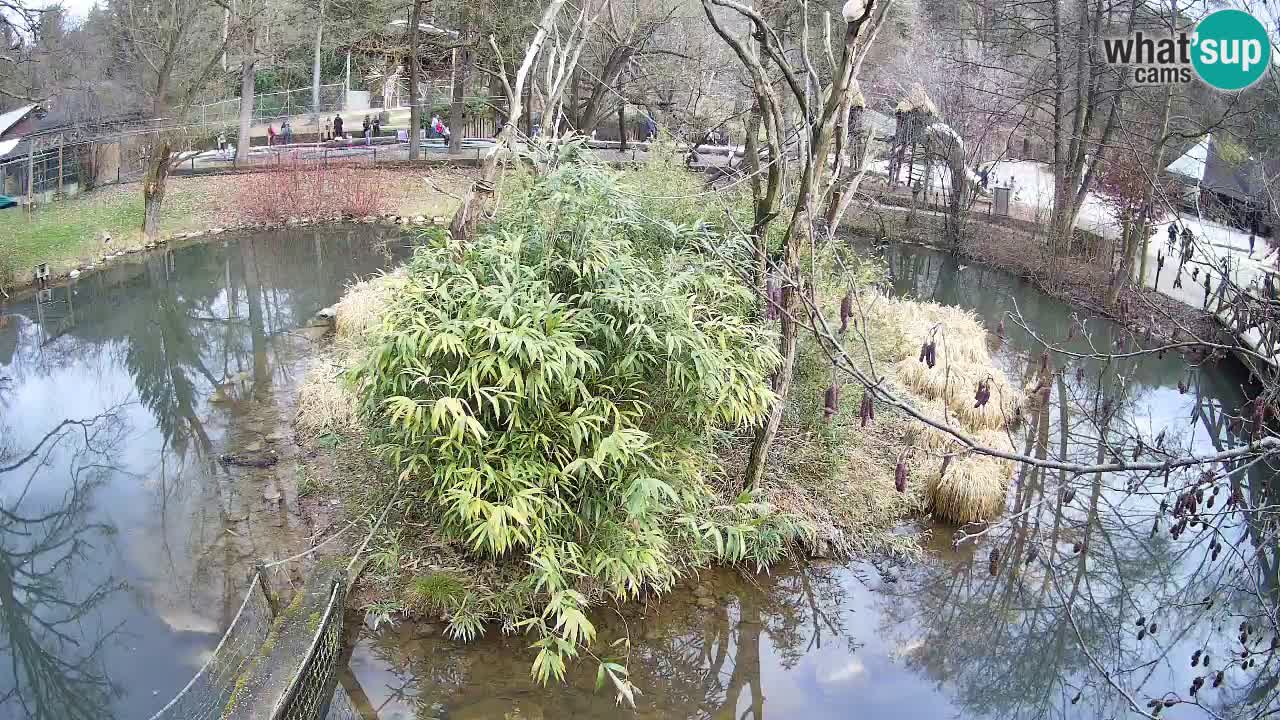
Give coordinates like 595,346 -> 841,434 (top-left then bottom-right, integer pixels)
147,573 -> 276,720
271,575 -> 347,720
194,84 -> 347,127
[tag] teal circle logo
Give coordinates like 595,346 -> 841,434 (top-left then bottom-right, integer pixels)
1192,10 -> 1271,91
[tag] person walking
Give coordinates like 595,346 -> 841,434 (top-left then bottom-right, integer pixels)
372,116 -> 381,140
281,119 -> 293,145
333,114 -> 344,139
1249,233 -> 1256,256
267,123 -> 276,147
362,115 -> 372,145
217,131 -> 227,154
323,118 -> 332,142
1167,222 -> 1178,253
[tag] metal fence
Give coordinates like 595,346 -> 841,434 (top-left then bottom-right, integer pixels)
272,575 -> 347,720
194,84 -> 347,127
146,573 -> 277,720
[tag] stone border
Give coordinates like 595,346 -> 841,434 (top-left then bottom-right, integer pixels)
32,214 -> 449,289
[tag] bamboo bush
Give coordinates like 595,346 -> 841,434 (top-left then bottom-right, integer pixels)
349,152 -> 809,683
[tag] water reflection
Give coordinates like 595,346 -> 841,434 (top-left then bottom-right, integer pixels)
882,243 -> 1280,718
0,226 -> 409,718
0,411 -> 127,720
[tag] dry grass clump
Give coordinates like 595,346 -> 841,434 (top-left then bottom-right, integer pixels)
295,361 -> 360,439
877,298 -> 1023,524
334,272 -> 406,343
895,358 -> 1015,432
901,401 -> 1017,524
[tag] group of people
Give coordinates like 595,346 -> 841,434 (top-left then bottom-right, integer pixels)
266,119 -> 294,146
321,114 -> 381,144
429,114 -> 450,141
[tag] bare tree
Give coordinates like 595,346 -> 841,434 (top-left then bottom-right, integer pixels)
112,0 -> 236,239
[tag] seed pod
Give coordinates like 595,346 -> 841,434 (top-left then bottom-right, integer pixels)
1149,622 -> 1157,634
823,385 -> 840,422
988,548 -> 1001,576
1071,692 -> 1081,705
1164,698 -> 1177,708
1061,487 -> 1076,505
1138,627 -> 1147,640
1136,616 -> 1146,627
974,379 -> 991,408
1192,650 -> 1202,666
1203,653 -> 1210,667
839,292 -> 853,333
895,460 -> 907,493
1213,671 -> 1224,688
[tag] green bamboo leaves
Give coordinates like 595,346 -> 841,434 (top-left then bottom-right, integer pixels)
350,155 -> 802,684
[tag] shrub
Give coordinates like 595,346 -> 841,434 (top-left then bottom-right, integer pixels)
350,148 -> 807,682
234,160 -> 390,223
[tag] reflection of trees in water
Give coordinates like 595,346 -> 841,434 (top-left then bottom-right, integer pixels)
0,411 -> 128,720
880,243 -> 1280,718
353,565 -> 858,719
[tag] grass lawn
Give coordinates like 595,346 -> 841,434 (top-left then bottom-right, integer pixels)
0,167 -> 471,287
1,181 -> 214,278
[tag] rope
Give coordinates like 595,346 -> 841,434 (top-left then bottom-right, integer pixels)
262,519 -> 360,568
145,574 -> 265,720
347,483 -> 404,576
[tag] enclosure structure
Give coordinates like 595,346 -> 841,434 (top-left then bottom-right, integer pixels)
1164,134 -> 1278,236
886,86 -> 940,191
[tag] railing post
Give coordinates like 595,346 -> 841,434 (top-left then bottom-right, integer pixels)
253,561 -> 280,616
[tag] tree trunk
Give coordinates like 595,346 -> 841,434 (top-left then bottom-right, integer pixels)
449,41 -> 467,154
617,102 -> 626,151
450,0 -> 565,242
142,141 -> 171,240
408,0 -> 422,160
236,30 -> 256,162
311,0 -> 326,118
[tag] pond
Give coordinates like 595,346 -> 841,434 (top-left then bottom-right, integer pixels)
339,242 -> 1279,720
0,225 -> 411,719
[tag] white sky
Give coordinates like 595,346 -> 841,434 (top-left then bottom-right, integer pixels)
45,0 -> 98,22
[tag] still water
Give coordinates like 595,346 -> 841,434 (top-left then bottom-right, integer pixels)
342,243 -> 1278,719
0,226 -> 410,719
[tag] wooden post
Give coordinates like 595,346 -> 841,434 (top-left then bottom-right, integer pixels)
57,138 -> 64,195
25,143 -> 34,212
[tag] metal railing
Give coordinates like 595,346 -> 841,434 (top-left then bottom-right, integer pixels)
271,574 -> 347,720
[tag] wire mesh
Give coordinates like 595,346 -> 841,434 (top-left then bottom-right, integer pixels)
148,573 -> 276,720
322,683 -> 363,720
272,576 -> 347,720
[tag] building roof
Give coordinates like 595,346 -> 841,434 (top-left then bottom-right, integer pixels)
0,104 -> 38,138
1165,134 -> 1278,205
